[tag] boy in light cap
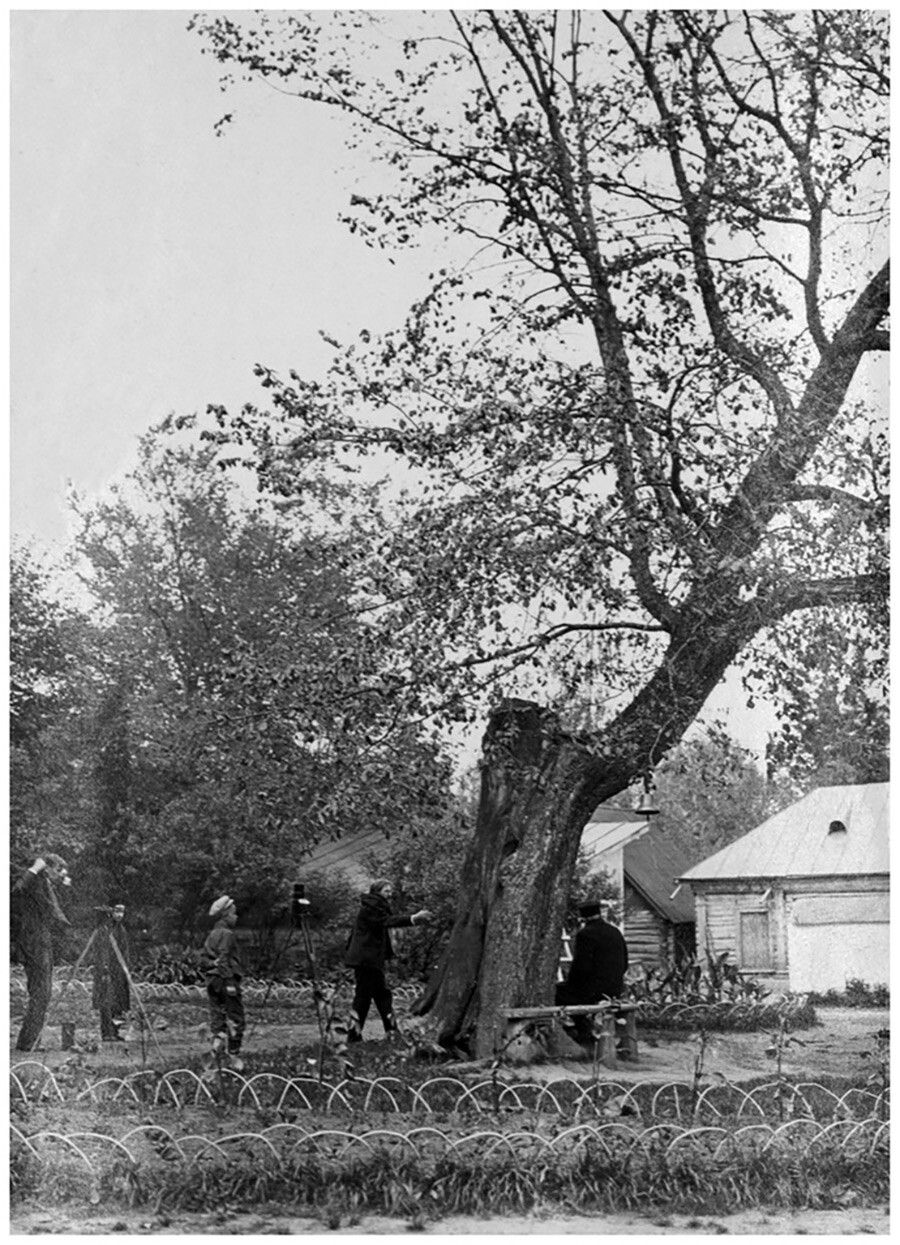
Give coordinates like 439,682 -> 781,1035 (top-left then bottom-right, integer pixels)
200,896 -> 245,1068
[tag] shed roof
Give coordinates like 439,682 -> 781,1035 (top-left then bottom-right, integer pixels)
679,783 -> 889,884
624,826 -> 696,923
581,808 -> 650,862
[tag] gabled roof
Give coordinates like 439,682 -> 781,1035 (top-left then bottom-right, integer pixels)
624,825 -> 695,923
679,783 -> 889,883
581,807 -> 650,862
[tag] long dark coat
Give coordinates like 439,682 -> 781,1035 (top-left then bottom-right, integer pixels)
12,867 -> 71,961
344,893 -> 414,972
91,924 -> 131,1015
560,917 -> 630,1002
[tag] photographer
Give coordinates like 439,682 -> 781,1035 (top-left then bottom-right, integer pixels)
12,853 -> 72,1052
91,904 -> 131,1041
344,879 -> 431,1042
200,895 -> 245,1068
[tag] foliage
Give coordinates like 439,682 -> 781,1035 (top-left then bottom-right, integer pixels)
566,858 -> 620,927
807,979 -> 890,1010
189,11 -> 888,1043
626,950 -> 818,1033
763,619 -> 889,791
9,546 -> 93,863
361,779 -> 477,980
192,9 -> 888,765
135,946 -> 205,987
625,727 -> 781,868
10,422 -> 459,929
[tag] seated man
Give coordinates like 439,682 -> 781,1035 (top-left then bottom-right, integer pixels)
555,901 -> 629,1044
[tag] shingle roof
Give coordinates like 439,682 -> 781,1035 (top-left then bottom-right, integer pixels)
679,783 -> 889,883
624,825 -> 696,922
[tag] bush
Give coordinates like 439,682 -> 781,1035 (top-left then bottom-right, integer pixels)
135,945 -> 204,985
808,979 -> 890,1009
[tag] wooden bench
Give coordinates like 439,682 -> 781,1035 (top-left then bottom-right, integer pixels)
499,1002 -> 639,1067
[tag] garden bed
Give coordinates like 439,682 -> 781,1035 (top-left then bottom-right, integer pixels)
9,986 -> 890,1233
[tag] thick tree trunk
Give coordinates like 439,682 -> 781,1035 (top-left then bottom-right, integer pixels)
414,605 -> 764,1056
413,699 -> 610,1057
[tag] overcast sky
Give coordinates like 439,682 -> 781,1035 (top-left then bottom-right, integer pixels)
11,8 -> 430,551
10,7 -> 781,759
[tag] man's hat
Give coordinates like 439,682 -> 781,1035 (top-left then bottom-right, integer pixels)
209,895 -> 234,917
578,901 -> 603,919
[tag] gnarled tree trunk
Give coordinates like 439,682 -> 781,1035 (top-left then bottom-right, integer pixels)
414,608 -> 781,1056
413,699 -> 609,1057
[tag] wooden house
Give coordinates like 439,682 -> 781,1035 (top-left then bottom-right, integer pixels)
622,826 -> 696,968
580,810 -> 695,969
678,783 -> 889,993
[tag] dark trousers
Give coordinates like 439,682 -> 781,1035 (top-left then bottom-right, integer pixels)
17,942 -> 54,1051
98,1005 -> 123,1040
207,979 -> 245,1053
350,966 -> 396,1036
555,981 -> 601,1045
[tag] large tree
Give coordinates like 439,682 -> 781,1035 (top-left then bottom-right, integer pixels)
193,10 -> 888,1053
49,423 -> 456,924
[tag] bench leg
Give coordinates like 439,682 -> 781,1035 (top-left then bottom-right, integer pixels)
617,1011 -> 638,1061
594,1016 -> 618,1069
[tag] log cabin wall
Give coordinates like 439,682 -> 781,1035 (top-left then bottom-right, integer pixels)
624,880 -> 670,967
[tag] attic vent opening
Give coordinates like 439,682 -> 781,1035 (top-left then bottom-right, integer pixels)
828,819 -> 847,835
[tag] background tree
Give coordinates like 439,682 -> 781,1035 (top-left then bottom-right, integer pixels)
9,546 -> 94,865
635,727 -> 778,869
189,11 -> 887,1053
12,422 -> 458,940
763,617 -> 889,793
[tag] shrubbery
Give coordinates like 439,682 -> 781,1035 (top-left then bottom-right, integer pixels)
807,978 -> 889,1009
627,951 -> 817,1032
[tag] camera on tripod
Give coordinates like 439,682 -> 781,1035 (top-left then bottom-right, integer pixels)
291,882 -> 310,927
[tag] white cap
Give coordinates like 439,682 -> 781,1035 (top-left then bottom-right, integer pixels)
209,895 -> 234,917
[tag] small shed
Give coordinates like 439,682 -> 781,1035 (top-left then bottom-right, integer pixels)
622,826 -> 696,968
679,783 -> 889,993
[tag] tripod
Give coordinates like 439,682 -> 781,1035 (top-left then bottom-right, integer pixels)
58,914 -> 163,1059
247,888 -> 327,1053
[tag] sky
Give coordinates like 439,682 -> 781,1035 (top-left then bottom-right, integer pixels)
11,8 -> 429,550
9,7 -> 784,762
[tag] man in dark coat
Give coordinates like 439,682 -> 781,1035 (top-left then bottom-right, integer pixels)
91,904 -> 131,1041
12,853 -> 72,1051
555,901 -> 629,1044
344,880 -> 431,1041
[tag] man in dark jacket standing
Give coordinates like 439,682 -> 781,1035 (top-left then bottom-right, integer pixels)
555,901 -> 629,1044
344,880 -> 431,1041
12,853 -> 72,1051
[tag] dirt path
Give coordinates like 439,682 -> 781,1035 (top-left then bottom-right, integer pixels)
10,1006 -> 889,1085
10,1205 -> 891,1235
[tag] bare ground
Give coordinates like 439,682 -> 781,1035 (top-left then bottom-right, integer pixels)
8,1204 -> 892,1235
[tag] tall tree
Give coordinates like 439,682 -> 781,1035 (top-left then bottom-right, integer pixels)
65,422 -> 456,922
639,727 -> 777,869
763,615 -> 889,791
194,10 -> 888,1052
9,546 -> 91,863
